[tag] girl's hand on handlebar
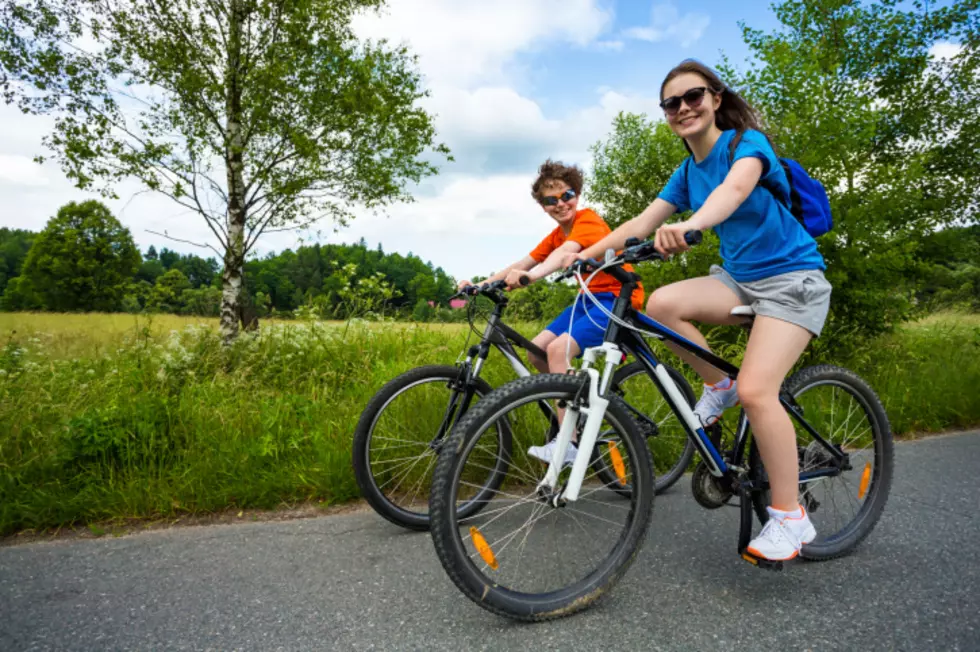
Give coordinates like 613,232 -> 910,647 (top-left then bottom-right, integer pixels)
655,221 -> 698,257
558,251 -> 588,270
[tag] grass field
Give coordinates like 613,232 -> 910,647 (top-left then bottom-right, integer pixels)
0,310 -> 977,535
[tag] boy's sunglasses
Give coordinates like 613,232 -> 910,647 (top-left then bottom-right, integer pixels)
659,86 -> 711,116
539,189 -> 576,207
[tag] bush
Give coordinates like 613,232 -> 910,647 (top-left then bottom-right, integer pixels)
412,299 -> 435,322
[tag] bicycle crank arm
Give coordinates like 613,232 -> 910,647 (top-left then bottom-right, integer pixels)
736,482 -> 785,571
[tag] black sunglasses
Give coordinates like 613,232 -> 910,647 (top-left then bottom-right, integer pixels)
539,189 -> 576,207
659,86 -> 711,116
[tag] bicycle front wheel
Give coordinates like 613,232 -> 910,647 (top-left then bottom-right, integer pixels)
352,365 -> 511,531
429,373 -> 654,621
749,364 -> 894,560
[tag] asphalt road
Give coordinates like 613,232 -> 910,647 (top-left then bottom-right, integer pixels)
1,432 -> 978,651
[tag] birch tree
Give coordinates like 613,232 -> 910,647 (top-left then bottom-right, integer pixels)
0,0 -> 448,340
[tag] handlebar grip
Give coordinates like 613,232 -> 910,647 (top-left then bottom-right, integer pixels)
684,230 -> 702,246
519,275 -> 531,286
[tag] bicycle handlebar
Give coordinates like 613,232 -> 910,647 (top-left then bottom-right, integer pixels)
558,230 -> 702,280
449,279 -> 508,302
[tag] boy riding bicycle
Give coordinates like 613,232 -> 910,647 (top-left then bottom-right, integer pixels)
455,159 -> 644,466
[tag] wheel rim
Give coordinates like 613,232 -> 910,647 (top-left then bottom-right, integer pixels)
788,379 -> 885,550
445,388 -> 647,600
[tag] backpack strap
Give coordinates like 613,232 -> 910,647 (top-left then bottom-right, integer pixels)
683,154 -> 694,206
727,129 -> 790,209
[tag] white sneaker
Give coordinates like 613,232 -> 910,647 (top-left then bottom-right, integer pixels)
692,378 -> 740,427
746,506 -> 817,561
528,439 -> 578,467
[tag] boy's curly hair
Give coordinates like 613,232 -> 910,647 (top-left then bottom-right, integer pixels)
531,159 -> 584,201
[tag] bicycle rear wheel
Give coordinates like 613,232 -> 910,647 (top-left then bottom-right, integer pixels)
352,365 -> 511,531
429,373 -> 654,621
749,365 -> 893,560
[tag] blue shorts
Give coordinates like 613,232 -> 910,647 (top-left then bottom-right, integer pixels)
545,292 -> 617,357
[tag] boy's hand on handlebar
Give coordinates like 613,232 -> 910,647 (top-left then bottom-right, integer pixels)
456,279 -> 473,291
504,269 -> 528,290
655,221 -> 699,257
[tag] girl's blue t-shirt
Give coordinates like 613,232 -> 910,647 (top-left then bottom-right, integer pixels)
657,129 -> 825,283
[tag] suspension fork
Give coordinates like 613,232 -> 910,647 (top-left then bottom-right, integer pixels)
536,342 -> 622,504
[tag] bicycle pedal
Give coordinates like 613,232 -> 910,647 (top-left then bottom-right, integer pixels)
739,551 -> 784,572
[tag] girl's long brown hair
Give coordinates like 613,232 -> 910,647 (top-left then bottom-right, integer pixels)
660,59 -> 773,153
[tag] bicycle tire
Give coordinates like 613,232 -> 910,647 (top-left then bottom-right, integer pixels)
352,365 -> 512,531
748,364 -> 893,560
429,373 -> 654,621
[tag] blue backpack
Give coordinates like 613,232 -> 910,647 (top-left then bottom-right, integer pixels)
726,134 -> 833,238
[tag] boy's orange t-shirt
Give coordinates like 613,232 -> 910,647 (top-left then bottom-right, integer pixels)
529,208 -> 645,310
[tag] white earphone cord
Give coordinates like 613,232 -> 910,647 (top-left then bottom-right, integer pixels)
562,255 -> 664,369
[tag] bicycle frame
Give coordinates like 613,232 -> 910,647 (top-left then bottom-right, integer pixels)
429,288 -> 555,447
542,266 -> 849,504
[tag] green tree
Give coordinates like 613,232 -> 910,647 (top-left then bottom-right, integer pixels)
412,298 -> 434,322
0,228 -> 35,297
147,268 -> 191,312
1,0 -> 449,341
171,254 -> 219,288
21,201 -> 140,311
181,285 -> 222,316
589,114 -> 688,228
721,0 -> 979,340
136,259 -> 165,285
1,276 -> 42,311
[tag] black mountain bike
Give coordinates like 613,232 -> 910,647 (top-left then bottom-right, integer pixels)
352,280 -> 697,530
429,233 -> 893,621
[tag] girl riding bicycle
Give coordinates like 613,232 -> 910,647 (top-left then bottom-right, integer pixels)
563,60 -> 832,562
456,159 -> 644,466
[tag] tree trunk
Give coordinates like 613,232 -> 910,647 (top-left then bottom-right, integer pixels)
238,272 -> 259,331
220,0 -> 248,344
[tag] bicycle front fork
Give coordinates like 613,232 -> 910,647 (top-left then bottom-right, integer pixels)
537,342 -> 622,505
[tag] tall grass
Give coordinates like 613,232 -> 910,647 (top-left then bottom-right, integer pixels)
0,311 -> 977,535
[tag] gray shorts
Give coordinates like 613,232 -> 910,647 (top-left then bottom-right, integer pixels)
710,265 -> 832,337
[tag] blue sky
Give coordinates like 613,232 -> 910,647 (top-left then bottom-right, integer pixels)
0,0 -> 953,279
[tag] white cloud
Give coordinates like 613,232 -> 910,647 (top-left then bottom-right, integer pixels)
623,2 -> 710,48
312,174 -> 559,279
352,0 -> 613,88
0,155 -> 49,187
929,42 -> 964,62
422,84 -> 664,178
595,40 -> 625,52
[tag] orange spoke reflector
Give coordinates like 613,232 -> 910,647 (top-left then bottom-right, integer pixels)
608,442 -> 627,486
858,462 -> 871,499
470,526 -> 498,570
